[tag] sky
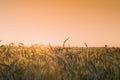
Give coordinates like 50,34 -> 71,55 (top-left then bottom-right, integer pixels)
0,0 -> 120,47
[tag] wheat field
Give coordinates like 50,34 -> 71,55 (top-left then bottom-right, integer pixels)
0,42 -> 120,80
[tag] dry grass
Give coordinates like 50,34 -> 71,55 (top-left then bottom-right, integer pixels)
0,43 -> 120,80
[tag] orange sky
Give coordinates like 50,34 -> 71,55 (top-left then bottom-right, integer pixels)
0,0 -> 120,47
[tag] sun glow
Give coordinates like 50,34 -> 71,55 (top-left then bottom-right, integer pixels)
0,0 -> 120,47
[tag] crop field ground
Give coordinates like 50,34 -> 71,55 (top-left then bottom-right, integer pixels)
0,42 -> 120,80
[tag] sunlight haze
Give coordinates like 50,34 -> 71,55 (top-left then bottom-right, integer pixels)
0,0 -> 120,47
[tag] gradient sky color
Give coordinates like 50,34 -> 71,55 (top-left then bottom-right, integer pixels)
0,0 -> 120,47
